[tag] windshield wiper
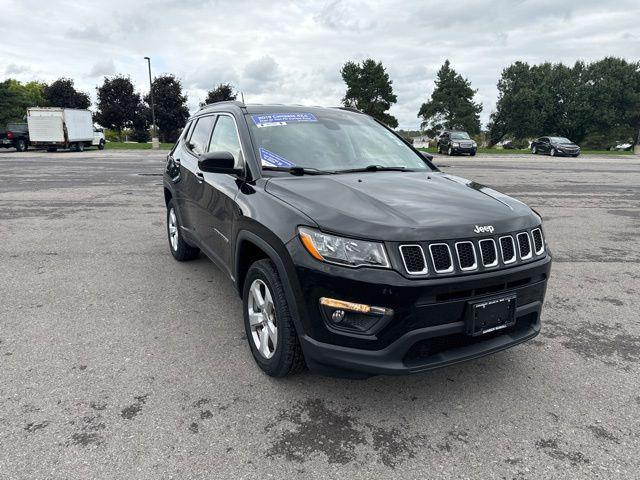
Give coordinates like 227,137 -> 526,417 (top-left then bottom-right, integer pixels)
336,164 -> 415,173
262,165 -> 333,176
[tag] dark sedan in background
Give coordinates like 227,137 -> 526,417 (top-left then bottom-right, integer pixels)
531,136 -> 580,157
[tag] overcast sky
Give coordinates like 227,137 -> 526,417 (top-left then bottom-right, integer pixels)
1,0 -> 639,129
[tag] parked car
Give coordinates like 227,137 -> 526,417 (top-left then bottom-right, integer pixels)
437,131 -> 477,156
531,136 -> 580,157
0,123 -> 30,151
27,108 -> 105,152
163,102 -> 551,378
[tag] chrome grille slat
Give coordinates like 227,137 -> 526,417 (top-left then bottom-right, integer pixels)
517,232 -> 532,260
429,243 -> 454,274
531,228 -> 544,255
399,244 -> 428,275
455,241 -> 477,271
479,239 -> 498,267
499,236 -> 516,264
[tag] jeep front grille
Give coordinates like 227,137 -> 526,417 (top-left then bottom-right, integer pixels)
429,244 -> 454,273
399,245 -> 428,275
398,227 -> 545,277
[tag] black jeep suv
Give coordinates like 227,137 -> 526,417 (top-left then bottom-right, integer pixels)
437,130 -> 477,156
163,103 -> 551,378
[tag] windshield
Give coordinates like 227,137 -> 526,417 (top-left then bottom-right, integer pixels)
549,137 -> 572,143
246,110 -> 432,172
450,132 -> 471,140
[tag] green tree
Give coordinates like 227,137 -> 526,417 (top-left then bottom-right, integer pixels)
95,76 -> 141,139
0,79 -> 45,126
144,74 -> 189,142
201,83 -> 237,106
43,78 -> 91,109
418,60 -> 482,136
131,102 -> 151,143
341,59 -> 398,128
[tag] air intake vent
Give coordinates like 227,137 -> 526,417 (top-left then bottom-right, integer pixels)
499,236 -> 516,264
517,232 -> 532,260
455,241 -> 477,270
531,228 -> 544,255
429,243 -> 453,273
399,245 -> 428,275
479,239 -> 498,267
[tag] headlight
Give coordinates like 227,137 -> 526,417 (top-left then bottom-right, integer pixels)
472,141 -> 477,147
298,227 -> 390,268
452,142 -> 460,147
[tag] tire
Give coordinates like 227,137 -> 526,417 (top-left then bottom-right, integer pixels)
448,146 -> 453,156
532,146 -> 537,154
437,144 -> 442,154
15,139 -> 26,152
470,151 -> 476,157
98,140 -> 105,150
243,259 -> 305,377
550,148 -> 556,157
166,199 -> 199,261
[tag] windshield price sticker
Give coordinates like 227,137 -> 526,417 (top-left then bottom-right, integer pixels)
252,113 -> 317,128
259,148 -> 296,167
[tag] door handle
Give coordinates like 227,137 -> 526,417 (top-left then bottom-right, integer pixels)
195,171 -> 204,182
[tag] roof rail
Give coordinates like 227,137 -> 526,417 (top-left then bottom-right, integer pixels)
335,106 -> 364,114
196,100 -> 246,113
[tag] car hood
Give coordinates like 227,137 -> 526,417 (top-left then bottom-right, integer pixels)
265,171 -> 537,241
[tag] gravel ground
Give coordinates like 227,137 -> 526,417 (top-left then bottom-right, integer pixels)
0,148 -> 638,479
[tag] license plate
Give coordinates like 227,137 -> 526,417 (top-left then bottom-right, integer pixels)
466,295 -> 516,336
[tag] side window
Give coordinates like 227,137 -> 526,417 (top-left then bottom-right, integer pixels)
208,115 -> 243,167
188,116 -> 215,155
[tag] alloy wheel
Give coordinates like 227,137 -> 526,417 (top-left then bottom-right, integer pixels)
247,279 -> 278,359
168,208 -> 179,251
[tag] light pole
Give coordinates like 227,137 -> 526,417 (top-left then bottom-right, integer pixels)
144,56 -> 159,149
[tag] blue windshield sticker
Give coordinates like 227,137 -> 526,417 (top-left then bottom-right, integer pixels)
252,113 -> 317,127
259,148 -> 296,167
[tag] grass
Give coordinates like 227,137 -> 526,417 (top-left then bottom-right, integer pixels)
417,147 -> 634,155
105,141 -> 173,150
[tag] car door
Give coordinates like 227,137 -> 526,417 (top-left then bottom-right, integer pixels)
178,114 -> 216,237
539,137 -> 549,153
195,113 -> 245,275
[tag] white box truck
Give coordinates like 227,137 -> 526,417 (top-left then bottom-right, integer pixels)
27,108 -> 105,152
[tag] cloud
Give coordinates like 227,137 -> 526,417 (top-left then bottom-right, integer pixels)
88,59 -> 116,78
2,0 -> 639,129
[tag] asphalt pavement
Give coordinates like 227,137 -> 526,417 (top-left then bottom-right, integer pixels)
0,148 -> 638,479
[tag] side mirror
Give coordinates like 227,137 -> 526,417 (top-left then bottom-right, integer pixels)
420,151 -> 434,161
198,151 -> 242,175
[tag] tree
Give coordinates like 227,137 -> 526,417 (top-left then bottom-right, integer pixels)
144,74 -> 189,142
341,59 -> 398,128
0,79 -> 45,126
201,83 -> 237,106
43,78 -> 91,109
95,76 -> 141,139
488,57 -> 640,147
418,60 -> 482,136
131,102 -> 151,143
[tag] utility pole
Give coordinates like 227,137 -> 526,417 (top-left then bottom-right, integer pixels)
144,56 -> 159,149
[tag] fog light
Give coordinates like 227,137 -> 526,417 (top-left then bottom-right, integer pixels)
319,297 -> 393,334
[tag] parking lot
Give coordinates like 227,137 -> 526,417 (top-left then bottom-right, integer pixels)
0,149 -> 638,479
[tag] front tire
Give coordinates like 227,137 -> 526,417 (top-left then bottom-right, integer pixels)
550,148 -> 556,157
243,259 -> 305,377
448,146 -> 453,156
15,139 -> 26,152
98,140 -> 105,150
166,199 -> 199,261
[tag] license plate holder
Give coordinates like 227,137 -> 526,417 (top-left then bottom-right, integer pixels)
466,294 -> 516,336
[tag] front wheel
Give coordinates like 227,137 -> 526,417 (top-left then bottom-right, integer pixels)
98,140 -> 105,150
550,148 -> 556,157
166,199 -> 199,261
243,259 -> 305,377
470,150 -> 476,157
448,146 -> 453,156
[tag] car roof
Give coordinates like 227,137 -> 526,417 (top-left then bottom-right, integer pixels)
192,102 -> 362,119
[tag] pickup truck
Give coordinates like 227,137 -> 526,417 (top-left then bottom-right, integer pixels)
0,123 -> 30,151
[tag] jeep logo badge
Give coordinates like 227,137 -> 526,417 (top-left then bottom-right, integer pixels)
474,225 -> 495,234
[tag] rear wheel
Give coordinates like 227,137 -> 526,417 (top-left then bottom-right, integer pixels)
15,139 -> 26,152
243,259 -> 305,377
532,146 -> 537,154
166,199 -> 199,261
47,147 -> 57,152
75,143 -> 84,152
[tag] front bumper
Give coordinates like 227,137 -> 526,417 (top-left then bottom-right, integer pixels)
286,240 -> 551,377
452,146 -> 477,154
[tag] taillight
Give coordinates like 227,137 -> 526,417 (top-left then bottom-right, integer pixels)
6,131 -> 14,139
